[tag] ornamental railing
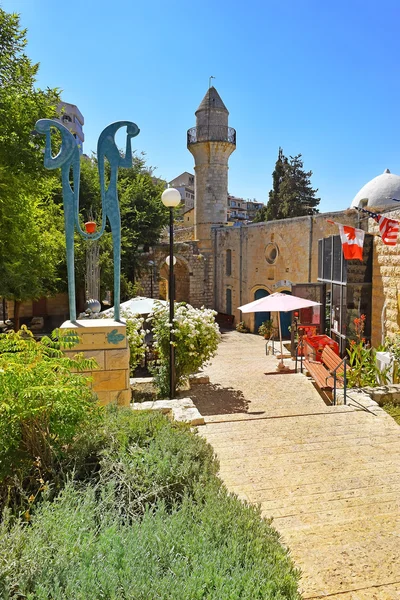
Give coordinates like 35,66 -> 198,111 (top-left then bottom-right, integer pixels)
187,126 -> 236,145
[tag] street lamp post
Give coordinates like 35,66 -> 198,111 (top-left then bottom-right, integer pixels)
148,260 -> 155,298
161,188 -> 181,399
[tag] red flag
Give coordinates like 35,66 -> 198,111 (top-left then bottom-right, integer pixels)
337,223 -> 365,261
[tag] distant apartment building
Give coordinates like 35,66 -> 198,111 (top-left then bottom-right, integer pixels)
169,172 -> 195,213
246,199 -> 264,220
227,195 -> 264,222
56,101 -> 85,154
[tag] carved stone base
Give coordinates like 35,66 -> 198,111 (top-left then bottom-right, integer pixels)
61,319 -> 131,407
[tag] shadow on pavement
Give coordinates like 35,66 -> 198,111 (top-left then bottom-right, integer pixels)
185,383 -> 250,415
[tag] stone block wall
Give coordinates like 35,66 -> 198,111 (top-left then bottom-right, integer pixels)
369,207 -> 400,346
61,319 -> 131,407
138,240 -> 214,308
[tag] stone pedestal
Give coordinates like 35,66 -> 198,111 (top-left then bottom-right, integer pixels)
61,319 -> 131,407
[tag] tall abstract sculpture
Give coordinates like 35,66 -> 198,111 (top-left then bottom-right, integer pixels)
35,119 -> 140,321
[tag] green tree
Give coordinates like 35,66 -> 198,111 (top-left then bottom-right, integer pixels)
254,147 -> 286,222
278,154 -> 320,219
0,174 -> 65,330
254,149 -> 320,222
0,9 -> 63,327
118,156 -> 168,284
0,10 -> 60,177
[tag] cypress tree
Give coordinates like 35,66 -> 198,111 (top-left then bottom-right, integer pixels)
254,149 -> 320,222
279,154 -> 320,218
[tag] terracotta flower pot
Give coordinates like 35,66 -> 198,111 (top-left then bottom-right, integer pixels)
85,221 -> 97,234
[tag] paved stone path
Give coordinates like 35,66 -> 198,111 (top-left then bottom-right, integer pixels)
199,331 -> 400,599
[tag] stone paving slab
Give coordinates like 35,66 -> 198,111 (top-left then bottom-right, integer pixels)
199,331 -> 400,599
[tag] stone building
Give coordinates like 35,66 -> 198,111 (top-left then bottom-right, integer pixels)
56,101 -> 84,154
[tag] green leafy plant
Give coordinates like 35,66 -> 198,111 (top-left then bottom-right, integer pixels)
150,303 -> 220,397
236,321 -> 250,333
346,315 -> 382,388
258,318 -> 274,338
0,327 -> 100,513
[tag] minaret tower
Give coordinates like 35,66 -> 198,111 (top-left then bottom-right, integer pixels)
187,87 -> 236,252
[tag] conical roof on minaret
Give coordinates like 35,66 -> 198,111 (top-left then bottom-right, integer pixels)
195,86 -> 229,115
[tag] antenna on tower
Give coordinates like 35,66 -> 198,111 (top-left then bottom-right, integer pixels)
209,75 -> 215,88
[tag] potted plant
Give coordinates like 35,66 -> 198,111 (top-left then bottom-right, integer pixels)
236,321 -> 250,333
258,319 -> 274,340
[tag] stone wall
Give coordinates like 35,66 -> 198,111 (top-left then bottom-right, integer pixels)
139,241 -> 214,308
6,293 -> 69,323
369,207 -> 400,346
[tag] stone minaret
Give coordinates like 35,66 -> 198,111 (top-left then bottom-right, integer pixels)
187,87 -> 236,252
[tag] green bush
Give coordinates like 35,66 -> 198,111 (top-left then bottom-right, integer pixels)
0,481 -> 300,599
0,327 -> 101,513
0,391 -> 301,598
94,408 -> 219,519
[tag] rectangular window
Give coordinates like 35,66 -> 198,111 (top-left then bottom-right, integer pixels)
226,249 -> 232,276
226,288 -> 232,315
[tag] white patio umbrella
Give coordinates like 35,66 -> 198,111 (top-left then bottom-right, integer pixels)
238,293 -> 321,368
101,296 -> 167,317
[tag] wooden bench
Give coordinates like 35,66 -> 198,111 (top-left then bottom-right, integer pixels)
304,345 -> 347,405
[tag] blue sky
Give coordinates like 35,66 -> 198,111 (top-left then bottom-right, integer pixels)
3,0 -> 400,212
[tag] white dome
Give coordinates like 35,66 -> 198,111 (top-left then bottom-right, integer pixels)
351,169 -> 400,209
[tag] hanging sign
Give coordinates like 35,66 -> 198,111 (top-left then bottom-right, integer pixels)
273,279 -> 292,290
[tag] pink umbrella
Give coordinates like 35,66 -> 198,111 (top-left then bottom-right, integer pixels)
238,293 -> 321,368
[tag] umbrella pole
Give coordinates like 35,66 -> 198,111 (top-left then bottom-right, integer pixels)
278,311 -> 284,368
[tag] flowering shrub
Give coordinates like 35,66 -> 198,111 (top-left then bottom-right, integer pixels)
347,315 -> 381,387
121,311 -> 146,374
150,303 -> 220,397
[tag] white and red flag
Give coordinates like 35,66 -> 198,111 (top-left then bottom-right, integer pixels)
337,223 -> 365,261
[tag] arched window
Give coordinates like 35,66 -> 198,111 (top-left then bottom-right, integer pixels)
226,288 -> 232,315
226,249 -> 232,276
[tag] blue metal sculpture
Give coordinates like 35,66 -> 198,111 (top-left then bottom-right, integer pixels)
35,119 -> 140,321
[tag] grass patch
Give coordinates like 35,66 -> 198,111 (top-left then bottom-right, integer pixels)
382,402 -> 400,425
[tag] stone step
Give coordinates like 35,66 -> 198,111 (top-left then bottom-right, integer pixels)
131,397 -> 204,426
